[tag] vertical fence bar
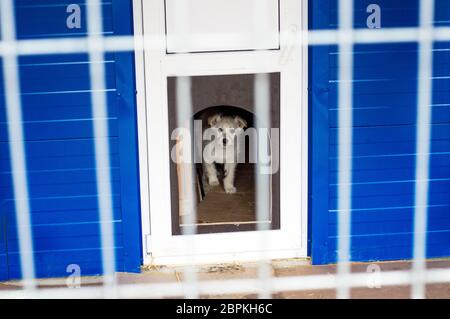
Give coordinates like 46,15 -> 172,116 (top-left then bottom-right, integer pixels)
337,0 -> 354,299
86,0 -> 117,295
173,0 -> 199,299
0,0 -> 36,291
176,75 -> 199,299
253,0 -> 274,299
412,0 -> 435,300
254,73 -> 273,299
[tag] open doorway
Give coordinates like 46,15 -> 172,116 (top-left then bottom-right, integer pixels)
138,0 -> 307,264
167,73 -> 280,234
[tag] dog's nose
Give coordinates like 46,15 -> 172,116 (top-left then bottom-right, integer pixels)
222,138 -> 227,146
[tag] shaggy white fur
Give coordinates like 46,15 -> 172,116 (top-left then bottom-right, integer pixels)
202,113 -> 247,194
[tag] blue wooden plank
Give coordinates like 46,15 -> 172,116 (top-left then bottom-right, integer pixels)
1,181 -> 121,199
435,0 -> 450,26
330,0 -> 420,28
0,256 -> 7,281
330,153 -> 450,171
330,43 -> 419,68
329,205 -> 450,224
27,181 -> 121,198
327,232 -> 450,262
329,217 -> 450,237
330,165 -> 450,183
16,0 -> 86,5
331,79 -> 419,96
0,138 -> 119,160
329,192 -> 450,211
15,2 -> 113,40
29,209 -> 122,225
330,141 -> 416,157
0,91 -> 118,110
336,243 -> 450,262
0,168 -> 121,191
113,0 -> 143,273
6,248 -> 124,279
0,118 -> 119,142
5,214 -> 125,280
0,154 -> 120,173
1,195 -> 121,214
329,105 -> 450,127
309,0 -> 331,265
332,140 -> 450,157
7,223 -> 123,243
0,104 -> 118,123
7,238 -> 124,259
330,124 -> 450,144
329,230 -> 450,252
0,214 -> 8,281
17,62 -> 116,93
329,179 -> 450,199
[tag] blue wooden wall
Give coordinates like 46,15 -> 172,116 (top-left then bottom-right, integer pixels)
0,0 -> 141,280
1,0 -> 450,281
311,0 -> 450,264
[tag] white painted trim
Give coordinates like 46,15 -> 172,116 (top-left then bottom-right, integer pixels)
132,0 -> 152,259
301,0 -> 310,253
135,0 -> 309,265
151,249 -> 307,266
164,0 -> 280,53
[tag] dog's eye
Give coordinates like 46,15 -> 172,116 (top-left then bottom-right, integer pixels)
218,128 -> 223,133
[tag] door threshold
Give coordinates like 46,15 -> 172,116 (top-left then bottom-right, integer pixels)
143,249 -> 307,266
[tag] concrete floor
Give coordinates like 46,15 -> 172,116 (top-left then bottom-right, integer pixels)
1,259 -> 449,299
197,163 -> 256,224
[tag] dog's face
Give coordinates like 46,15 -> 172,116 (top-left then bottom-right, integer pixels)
208,114 -> 247,149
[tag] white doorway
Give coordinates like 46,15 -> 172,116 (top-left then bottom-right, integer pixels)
134,0 -> 309,265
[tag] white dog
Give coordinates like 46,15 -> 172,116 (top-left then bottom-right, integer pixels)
202,113 -> 247,194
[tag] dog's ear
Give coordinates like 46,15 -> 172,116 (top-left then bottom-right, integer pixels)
208,114 -> 222,127
234,116 -> 247,129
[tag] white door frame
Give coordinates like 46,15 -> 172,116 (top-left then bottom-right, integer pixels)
133,0 -> 309,265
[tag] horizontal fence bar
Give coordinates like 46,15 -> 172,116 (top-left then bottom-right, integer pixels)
0,27 -> 449,56
0,268 -> 449,299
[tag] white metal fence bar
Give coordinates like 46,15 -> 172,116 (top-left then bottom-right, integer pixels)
172,0 -> 200,299
254,73 -> 273,299
336,0 -> 354,300
86,0 -> 117,295
175,76 -> 199,299
412,0 -> 436,299
1,27 -> 450,57
0,0 -> 36,291
1,268 -> 450,299
253,0 -> 274,299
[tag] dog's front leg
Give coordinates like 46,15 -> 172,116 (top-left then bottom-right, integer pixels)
223,163 -> 237,194
204,162 -> 220,186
